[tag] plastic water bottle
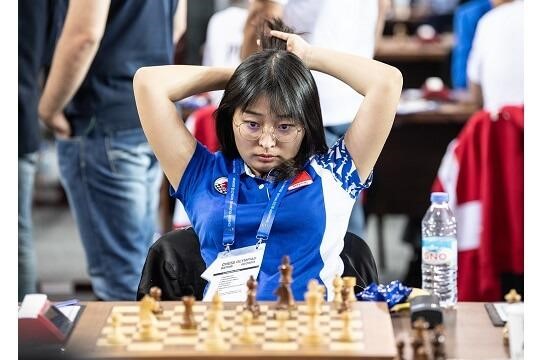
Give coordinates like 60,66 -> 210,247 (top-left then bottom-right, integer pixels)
421,192 -> 457,308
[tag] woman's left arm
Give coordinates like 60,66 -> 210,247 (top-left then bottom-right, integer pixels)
271,31 -> 403,182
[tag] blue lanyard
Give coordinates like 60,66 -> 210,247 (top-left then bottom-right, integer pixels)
222,159 -> 292,252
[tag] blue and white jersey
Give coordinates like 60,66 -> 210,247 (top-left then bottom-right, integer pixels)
171,137 -> 372,300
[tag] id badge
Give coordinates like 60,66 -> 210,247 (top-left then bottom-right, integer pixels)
201,243 -> 266,302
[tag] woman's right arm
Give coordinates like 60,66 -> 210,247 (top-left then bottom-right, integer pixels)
133,65 -> 234,189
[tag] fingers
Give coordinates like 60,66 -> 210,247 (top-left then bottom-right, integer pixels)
269,30 -> 288,40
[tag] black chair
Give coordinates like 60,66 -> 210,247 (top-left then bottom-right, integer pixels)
137,228 -> 378,300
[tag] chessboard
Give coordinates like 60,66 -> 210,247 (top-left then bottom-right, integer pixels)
71,301 -> 397,359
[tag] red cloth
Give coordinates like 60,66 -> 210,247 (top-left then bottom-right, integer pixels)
191,105 -> 220,152
433,105 -> 523,301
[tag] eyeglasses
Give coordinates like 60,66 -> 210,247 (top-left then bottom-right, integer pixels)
234,121 -> 303,143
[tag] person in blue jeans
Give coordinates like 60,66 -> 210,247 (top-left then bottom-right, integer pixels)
38,0 -> 183,300
19,0 -> 60,301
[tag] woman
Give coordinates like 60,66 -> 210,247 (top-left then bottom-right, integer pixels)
134,20 -> 402,300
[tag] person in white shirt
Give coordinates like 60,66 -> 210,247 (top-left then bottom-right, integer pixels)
203,1 -> 248,106
241,0 -> 389,238
467,0 -> 523,114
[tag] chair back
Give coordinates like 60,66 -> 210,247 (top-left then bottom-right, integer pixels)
138,229 -> 379,300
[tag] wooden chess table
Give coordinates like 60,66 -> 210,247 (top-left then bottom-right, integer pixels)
60,302 -> 509,359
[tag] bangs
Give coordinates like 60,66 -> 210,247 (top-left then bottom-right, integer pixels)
239,89 -> 304,124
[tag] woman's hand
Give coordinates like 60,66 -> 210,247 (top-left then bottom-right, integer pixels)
270,30 -> 312,68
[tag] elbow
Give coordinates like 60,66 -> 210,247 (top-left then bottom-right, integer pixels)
388,67 -> 403,92
381,67 -> 403,100
133,67 -> 152,93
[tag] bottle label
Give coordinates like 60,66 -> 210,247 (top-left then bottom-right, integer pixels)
422,236 -> 457,266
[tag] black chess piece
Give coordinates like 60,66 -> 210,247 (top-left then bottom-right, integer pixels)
245,275 -> 261,318
180,295 -> 197,330
432,324 -> 447,360
338,286 -> 351,314
149,286 -> 163,315
274,256 -> 296,310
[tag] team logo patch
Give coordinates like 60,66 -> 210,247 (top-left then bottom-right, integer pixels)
214,177 -> 228,194
288,170 -> 313,191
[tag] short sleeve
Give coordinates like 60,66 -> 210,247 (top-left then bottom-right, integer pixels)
312,137 -> 373,199
169,142 -> 215,203
467,19 -> 484,85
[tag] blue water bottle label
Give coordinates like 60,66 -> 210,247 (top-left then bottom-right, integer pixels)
422,236 -> 457,266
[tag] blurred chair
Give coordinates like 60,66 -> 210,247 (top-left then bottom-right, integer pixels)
433,105 -> 524,301
137,228 -> 379,300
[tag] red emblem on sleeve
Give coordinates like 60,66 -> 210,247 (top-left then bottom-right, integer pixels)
288,170 -> 313,190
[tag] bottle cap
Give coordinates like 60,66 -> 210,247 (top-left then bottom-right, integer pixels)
431,192 -> 449,203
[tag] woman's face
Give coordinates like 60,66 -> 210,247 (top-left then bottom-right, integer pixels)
232,95 -> 304,177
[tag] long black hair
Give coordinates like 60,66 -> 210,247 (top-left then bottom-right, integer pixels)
215,19 -> 328,180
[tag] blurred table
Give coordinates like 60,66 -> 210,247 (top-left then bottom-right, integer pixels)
364,94 -> 477,270
375,34 -> 454,62
375,34 -> 454,88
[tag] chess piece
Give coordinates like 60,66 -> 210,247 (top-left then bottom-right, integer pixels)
302,280 -> 323,346
333,275 -> 343,309
245,275 -> 261,319
432,324 -> 447,360
503,325 -> 510,347
106,313 -> 128,345
180,295 -> 198,332
274,309 -> 291,342
505,289 -> 522,303
204,305 -> 227,351
338,285 -> 351,313
501,290 -> 520,348
139,295 -> 156,325
411,318 -> 429,354
138,295 -> 160,341
149,286 -> 163,315
211,292 -> 227,331
238,310 -> 257,345
307,279 -> 323,314
338,309 -> 353,342
274,255 -> 296,311
342,276 -> 357,302
138,317 -> 161,341
414,345 -> 429,360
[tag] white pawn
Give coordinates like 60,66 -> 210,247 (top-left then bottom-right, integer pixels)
107,313 -> 128,345
238,310 -> 256,345
211,292 -> 227,331
333,275 -> 343,309
204,307 -> 227,351
274,310 -> 291,342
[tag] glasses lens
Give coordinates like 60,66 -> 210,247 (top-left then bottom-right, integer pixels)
237,122 -> 301,142
274,124 -> 299,143
239,122 -> 262,141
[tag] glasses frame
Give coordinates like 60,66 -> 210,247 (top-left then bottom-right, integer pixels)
233,121 -> 304,143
